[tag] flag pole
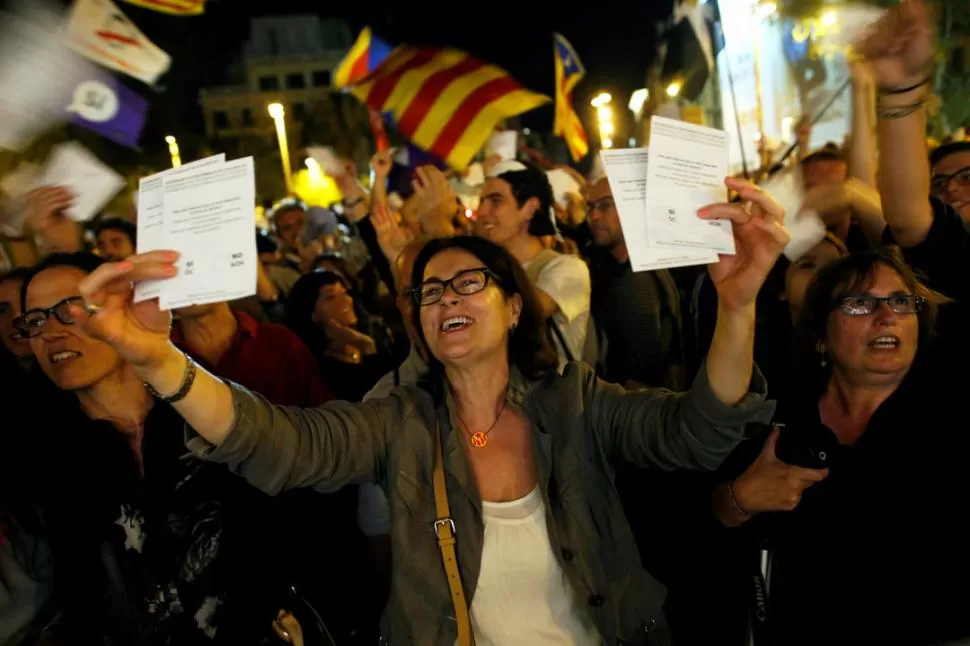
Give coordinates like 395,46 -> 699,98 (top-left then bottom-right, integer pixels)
722,56 -> 751,180
766,77 -> 851,176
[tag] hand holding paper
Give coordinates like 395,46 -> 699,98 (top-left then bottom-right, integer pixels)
40,142 -> 125,222
698,177 -> 790,311
74,250 -> 180,370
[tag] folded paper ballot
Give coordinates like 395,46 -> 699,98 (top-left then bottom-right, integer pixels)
760,168 -> 827,261
600,148 -> 716,273
41,142 -> 126,222
134,154 -> 256,310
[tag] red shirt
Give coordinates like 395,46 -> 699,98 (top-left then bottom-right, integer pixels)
175,311 -> 331,407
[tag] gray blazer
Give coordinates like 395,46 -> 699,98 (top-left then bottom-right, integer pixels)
186,361 -> 774,645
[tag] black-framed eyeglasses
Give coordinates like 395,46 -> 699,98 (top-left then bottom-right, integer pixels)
18,296 -> 84,338
834,294 -> 922,317
412,268 -> 499,307
930,166 -> 970,195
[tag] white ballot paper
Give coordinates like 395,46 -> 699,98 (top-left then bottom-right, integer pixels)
600,148 -> 716,272
546,168 -> 582,207
41,142 -> 125,222
760,168 -> 826,261
158,158 -> 256,310
645,116 -> 735,255
486,130 -> 518,161
134,154 -> 225,303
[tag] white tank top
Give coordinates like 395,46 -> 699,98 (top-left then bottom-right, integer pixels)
466,486 -> 601,645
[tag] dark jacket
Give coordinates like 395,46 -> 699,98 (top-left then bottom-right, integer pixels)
187,360 -> 774,645
54,400 -> 280,645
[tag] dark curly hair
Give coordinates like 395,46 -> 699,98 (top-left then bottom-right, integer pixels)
409,236 -> 557,393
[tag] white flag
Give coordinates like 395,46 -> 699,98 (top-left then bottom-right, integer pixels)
64,0 -> 171,85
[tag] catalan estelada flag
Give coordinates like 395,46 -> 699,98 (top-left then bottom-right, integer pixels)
337,38 -> 549,170
120,0 -> 204,15
334,27 -> 395,89
553,33 -> 589,161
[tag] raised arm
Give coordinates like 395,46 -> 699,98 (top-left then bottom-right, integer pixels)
698,177 -> 790,405
588,177 -> 786,469
857,0 -> 936,248
74,252 -> 395,494
585,358 -> 774,472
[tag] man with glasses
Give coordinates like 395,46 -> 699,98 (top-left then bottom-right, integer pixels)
929,141 -> 970,225
585,177 -> 686,391
18,252 -> 284,644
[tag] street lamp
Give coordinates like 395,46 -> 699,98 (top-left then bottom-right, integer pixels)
165,135 -> 181,168
591,92 -> 615,149
267,102 -> 293,193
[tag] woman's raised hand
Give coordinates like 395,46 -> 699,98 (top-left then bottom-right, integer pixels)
74,251 -> 180,369
699,177 -> 790,312
855,0 -> 934,89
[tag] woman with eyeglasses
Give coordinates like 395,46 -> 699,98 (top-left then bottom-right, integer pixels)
712,248 -> 970,645
70,178 -> 788,646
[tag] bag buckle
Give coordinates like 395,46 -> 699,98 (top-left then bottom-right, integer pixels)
433,517 -> 456,539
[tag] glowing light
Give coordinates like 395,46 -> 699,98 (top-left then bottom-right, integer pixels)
754,1 -> 777,20
591,92 -> 612,108
602,138 -> 613,149
666,81 -> 682,98
628,88 -> 649,115
820,10 -> 836,27
267,102 -> 285,119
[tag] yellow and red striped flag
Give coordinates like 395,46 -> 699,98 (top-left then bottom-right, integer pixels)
120,0 -> 204,15
343,45 -> 549,170
553,33 -> 588,161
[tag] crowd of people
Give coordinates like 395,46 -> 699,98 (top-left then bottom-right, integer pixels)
1,3 -> 968,645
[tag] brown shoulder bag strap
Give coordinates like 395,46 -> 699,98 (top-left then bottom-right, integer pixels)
433,419 -> 476,646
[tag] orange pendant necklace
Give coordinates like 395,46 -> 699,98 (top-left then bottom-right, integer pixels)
456,394 -> 507,449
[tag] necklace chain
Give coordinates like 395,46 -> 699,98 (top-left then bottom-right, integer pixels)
455,391 -> 508,449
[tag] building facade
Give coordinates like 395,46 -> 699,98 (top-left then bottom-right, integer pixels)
198,15 -> 353,140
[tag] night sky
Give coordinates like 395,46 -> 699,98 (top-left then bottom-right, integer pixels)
46,0 -> 675,158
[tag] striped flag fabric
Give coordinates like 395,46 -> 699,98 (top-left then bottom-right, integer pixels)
333,27 -> 395,89
553,33 -> 589,161
337,37 -> 549,170
120,0 -> 204,15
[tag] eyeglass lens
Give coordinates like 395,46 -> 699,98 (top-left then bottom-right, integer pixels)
839,294 -> 918,316
418,269 -> 489,306
21,297 -> 81,337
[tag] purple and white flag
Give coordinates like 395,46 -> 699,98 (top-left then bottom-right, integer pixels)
64,71 -> 148,148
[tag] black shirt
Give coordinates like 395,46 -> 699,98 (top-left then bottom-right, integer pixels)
54,400 -> 280,645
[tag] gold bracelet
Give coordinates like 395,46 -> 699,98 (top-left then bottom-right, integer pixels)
728,480 -> 753,520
